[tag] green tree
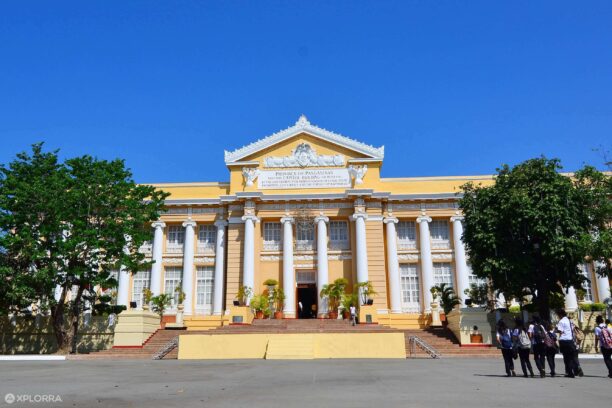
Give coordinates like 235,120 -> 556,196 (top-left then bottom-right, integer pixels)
0,144 -> 168,353
459,158 -> 611,320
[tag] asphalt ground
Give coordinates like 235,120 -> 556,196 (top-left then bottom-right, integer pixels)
0,358 -> 610,407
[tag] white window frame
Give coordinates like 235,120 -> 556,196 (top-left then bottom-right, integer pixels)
433,262 -> 454,288
263,222 -> 282,251
329,221 -> 349,251
430,220 -> 450,249
197,225 -> 216,254
166,225 -> 184,253
196,266 -> 214,314
296,223 -> 315,251
400,264 -> 421,312
164,267 -> 182,309
131,271 -> 151,309
397,221 -> 417,250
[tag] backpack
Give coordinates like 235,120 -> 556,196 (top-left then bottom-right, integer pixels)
600,326 -> 612,349
543,331 -> 555,348
533,324 -> 546,344
518,329 -> 531,349
500,329 -> 513,349
571,323 -> 585,343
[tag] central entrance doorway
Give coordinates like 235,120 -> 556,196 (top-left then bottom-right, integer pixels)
296,270 -> 317,319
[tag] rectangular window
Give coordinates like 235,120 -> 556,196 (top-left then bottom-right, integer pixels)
397,221 -> 417,250
197,225 -> 216,253
296,223 -> 314,251
329,221 -> 349,250
400,264 -> 421,312
164,267 -> 182,307
430,220 -> 450,249
580,263 -> 593,302
166,225 -> 184,253
131,271 -> 151,308
196,266 -> 214,312
263,222 -> 282,250
467,263 -> 486,287
433,262 -> 454,288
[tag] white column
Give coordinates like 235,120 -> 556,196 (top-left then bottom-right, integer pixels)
564,286 -> 578,312
384,217 -> 402,314
150,221 -> 166,296
383,217 -> 402,314
595,261 -> 611,302
417,215 -> 434,312
182,220 -> 196,315
213,220 -> 227,316
281,217 -> 296,317
242,215 -> 257,303
117,239 -> 131,307
352,213 -> 369,286
315,215 -> 329,316
451,216 -> 470,306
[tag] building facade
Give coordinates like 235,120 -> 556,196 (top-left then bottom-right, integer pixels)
115,116 -> 611,327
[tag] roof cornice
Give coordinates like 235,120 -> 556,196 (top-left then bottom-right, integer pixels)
224,115 -> 384,163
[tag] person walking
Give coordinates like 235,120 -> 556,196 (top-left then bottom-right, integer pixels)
349,305 -> 357,326
496,320 -> 516,377
556,309 -> 582,378
594,315 -> 612,378
544,321 -> 559,377
513,318 -> 535,378
528,316 -> 547,377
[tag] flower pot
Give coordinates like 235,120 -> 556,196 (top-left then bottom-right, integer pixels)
470,333 -> 483,344
274,311 -> 284,319
255,311 -> 264,319
342,311 -> 350,320
328,311 -> 338,320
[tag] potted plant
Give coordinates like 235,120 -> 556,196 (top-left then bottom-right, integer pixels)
250,294 -> 269,319
272,287 -> 285,319
355,281 -> 377,306
431,283 -> 461,325
151,293 -> 172,328
236,285 -> 252,306
320,278 -> 348,319
470,325 -> 483,343
142,288 -> 153,311
175,284 -> 186,325
341,293 -> 358,319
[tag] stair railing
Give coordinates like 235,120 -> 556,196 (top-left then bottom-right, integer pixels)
407,335 -> 440,359
152,336 -> 179,360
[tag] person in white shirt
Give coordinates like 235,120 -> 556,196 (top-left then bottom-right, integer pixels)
349,305 -> 357,326
594,315 -> 612,378
555,309 -> 582,378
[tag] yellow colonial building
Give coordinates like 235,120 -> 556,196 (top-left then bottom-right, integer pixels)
115,116 -> 611,329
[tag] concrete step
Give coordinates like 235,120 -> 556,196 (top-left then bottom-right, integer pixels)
265,334 -> 315,360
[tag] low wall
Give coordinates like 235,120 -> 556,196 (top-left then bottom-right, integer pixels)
447,307 -> 493,345
0,315 -> 116,354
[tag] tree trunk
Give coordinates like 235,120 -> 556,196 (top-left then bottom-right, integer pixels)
535,267 -> 551,321
70,286 -> 85,354
51,285 -> 69,354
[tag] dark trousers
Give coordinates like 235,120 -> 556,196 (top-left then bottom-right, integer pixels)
501,348 -> 514,375
517,348 -> 534,376
545,346 -> 557,375
559,340 -> 579,376
602,347 -> 612,377
533,343 -> 546,373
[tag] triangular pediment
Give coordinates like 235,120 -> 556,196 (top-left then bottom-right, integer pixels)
224,115 -> 384,164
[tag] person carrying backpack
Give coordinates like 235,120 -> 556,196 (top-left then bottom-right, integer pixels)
513,317 -> 535,378
528,316 -> 547,377
555,309 -> 582,378
594,315 -> 612,378
496,320 -> 516,377
544,321 -> 559,377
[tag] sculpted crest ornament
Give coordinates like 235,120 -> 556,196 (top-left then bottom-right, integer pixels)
264,143 -> 345,168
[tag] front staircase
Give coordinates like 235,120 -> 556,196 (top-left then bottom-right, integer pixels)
69,319 -> 499,360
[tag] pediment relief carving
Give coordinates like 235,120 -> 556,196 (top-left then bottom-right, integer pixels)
264,142 -> 345,168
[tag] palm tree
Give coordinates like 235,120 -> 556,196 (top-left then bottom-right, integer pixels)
431,283 -> 461,315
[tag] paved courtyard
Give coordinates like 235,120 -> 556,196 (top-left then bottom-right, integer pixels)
0,358 -> 610,407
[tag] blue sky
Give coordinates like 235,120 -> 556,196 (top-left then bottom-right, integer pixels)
1,1 -> 610,183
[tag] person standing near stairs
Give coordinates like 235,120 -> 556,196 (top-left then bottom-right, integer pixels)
350,305 -> 357,326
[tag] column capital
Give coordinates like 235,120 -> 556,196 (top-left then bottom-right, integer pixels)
383,216 -> 398,224
450,215 -> 464,223
151,221 -> 166,229
214,219 -> 228,228
242,215 -> 259,223
352,213 -> 368,221
280,216 -> 294,224
314,215 -> 329,223
182,220 -> 197,228
416,215 -> 432,224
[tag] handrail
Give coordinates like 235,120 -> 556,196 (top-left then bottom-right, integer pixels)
407,335 -> 440,359
152,336 -> 179,360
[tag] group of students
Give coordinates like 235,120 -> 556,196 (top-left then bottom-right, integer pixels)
496,309 -> 612,378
